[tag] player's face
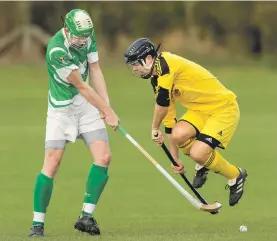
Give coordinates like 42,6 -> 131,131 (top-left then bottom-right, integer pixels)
71,36 -> 90,47
128,61 -> 150,78
65,28 -> 90,49
127,55 -> 154,78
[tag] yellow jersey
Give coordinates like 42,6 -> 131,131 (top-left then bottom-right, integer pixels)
151,52 -> 237,128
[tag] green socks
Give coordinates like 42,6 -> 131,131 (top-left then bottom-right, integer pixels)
31,164 -> 109,226
32,173 -> 53,226
81,164 -> 109,216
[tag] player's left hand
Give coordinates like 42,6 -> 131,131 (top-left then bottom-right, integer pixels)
171,160 -> 185,174
152,128 -> 164,146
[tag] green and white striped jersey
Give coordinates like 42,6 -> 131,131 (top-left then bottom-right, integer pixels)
46,28 -> 98,113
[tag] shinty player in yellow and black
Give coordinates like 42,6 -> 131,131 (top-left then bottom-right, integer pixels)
124,38 -> 248,206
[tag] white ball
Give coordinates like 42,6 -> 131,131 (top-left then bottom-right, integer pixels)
239,225 -> 247,232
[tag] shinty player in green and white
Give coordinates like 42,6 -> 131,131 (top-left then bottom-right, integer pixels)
29,9 -> 119,237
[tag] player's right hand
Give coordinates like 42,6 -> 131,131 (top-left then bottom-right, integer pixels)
152,129 -> 164,146
104,109 -> 120,130
171,160 -> 185,174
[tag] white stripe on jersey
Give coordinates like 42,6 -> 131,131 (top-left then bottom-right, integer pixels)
53,64 -> 79,80
49,91 -> 72,105
53,74 -> 70,86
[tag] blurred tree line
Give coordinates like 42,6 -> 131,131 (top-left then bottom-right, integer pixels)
1,1 -> 277,58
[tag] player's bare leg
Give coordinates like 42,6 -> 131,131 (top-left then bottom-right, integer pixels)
171,121 -> 209,188
190,140 -> 247,206
29,146 -> 65,237
74,132 -> 111,236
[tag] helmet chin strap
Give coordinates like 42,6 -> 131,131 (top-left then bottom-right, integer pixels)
64,29 -> 72,44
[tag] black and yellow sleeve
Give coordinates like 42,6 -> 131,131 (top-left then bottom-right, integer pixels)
155,56 -> 175,107
152,55 -> 177,133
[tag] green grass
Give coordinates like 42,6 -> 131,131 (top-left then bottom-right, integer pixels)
0,62 -> 276,241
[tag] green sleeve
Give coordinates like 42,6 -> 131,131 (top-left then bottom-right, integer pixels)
87,32 -> 99,63
48,48 -> 78,80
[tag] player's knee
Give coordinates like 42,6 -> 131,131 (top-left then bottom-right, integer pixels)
42,150 -> 63,178
102,152 -> 112,166
190,143 -> 212,165
95,151 -> 112,167
171,127 -> 191,146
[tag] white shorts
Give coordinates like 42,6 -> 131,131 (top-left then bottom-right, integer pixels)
45,101 -> 106,143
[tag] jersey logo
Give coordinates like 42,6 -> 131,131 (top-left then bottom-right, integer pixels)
218,130 -> 223,136
170,84 -> 181,99
173,88 -> 181,97
59,57 -> 66,64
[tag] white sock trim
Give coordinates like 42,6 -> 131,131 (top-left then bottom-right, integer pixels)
195,164 -> 204,171
82,203 -> 96,214
33,212 -> 45,223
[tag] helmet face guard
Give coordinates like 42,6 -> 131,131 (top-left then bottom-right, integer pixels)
66,31 -> 91,49
124,38 -> 161,79
126,59 -> 153,79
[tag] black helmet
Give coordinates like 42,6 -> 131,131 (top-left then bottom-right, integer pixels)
124,38 -> 160,79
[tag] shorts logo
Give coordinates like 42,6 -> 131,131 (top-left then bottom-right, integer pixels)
205,137 -> 213,143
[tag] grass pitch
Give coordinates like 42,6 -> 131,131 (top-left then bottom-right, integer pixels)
0,61 -> 276,241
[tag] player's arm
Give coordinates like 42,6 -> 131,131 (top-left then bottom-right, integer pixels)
152,104 -> 168,130
67,70 -> 112,115
152,76 -> 174,130
49,48 -> 116,121
151,77 -> 173,145
87,31 -> 110,107
163,102 -> 185,173
151,56 -> 184,172
88,61 -> 110,107
166,133 -> 179,161
162,101 -> 179,161
152,86 -> 183,171
152,56 -> 174,130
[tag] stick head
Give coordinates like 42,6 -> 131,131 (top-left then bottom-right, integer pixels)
200,201 -> 222,213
